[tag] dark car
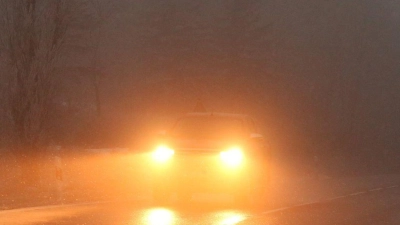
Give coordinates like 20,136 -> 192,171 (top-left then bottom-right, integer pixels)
148,112 -> 271,203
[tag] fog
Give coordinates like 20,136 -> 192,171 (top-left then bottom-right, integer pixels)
1,0 -> 399,177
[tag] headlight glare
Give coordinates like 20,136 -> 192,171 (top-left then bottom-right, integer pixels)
152,145 -> 174,162
220,147 -> 243,166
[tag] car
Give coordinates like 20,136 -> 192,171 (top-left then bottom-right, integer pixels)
148,112 -> 271,204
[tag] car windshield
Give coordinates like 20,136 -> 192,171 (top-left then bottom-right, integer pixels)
170,116 -> 245,139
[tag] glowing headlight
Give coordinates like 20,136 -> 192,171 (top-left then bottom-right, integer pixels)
152,145 -> 175,162
220,147 -> 243,166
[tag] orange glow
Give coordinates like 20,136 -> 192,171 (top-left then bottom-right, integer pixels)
145,208 -> 175,225
220,147 -> 243,166
0,206 -> 95,225
152,145 -> 175,162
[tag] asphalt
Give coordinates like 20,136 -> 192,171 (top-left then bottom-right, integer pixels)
0,186 -> 399,225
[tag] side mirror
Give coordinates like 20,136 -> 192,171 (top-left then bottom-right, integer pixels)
250,133 -> 263,139
249,133 -> 266,156
249,133 -> 264,146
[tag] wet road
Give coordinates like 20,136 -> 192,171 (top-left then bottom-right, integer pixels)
0,187 -> 399,225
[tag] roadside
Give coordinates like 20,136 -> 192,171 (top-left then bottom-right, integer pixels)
1,149 -> 400,211
268,174 -> 400,208
0,149 -> 143,211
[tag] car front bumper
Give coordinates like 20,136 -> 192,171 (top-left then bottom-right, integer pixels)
149,153 -> 264,192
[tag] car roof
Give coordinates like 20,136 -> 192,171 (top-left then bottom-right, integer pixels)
184,112 -> 250,119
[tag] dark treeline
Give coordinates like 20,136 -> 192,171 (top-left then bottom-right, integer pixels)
1,0 -> 399,175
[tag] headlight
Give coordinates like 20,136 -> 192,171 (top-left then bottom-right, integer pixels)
152,145 -> 175,162
220,147 -> 243,166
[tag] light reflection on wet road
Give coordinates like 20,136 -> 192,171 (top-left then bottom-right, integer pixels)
137,207 -> 248,225
0,201 -> 255,225
143,208 -> 175,225
0,187 -> 399,225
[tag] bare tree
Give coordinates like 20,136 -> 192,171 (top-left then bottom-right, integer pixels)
0,0 -> 72,154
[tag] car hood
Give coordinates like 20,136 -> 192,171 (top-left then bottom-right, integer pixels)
166,138 -> 244,152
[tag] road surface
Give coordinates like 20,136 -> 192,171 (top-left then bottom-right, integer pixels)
0,186 -> 399,225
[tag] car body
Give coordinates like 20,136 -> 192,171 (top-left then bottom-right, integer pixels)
148,112 -> 271,203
